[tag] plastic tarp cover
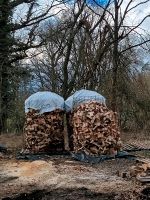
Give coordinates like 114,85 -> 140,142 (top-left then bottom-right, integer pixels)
25,91 -> 64,114
65,89 -> 106,112
71,151 -> 135,164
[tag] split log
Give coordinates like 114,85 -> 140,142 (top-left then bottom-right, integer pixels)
70,101 -> 122,156
66,112 -> 74,151
23,109 -> 64,153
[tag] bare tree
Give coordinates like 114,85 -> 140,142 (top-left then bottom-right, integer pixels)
31,0 -> 150,109
0,0 -> 65,132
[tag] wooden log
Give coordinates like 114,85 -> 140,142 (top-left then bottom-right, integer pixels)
23,109 -> 64,153
70,101 -> 122,156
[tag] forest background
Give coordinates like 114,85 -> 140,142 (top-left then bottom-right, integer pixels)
0,0 -> 149,134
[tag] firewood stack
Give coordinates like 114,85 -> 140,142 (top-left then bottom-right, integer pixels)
72,101 -> 122,156
24,108 -> 64,153
66,112 -> 74,151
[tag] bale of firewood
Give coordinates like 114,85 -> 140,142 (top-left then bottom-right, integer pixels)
65,89 -> 106,151
23,91 -> 65,154
72,101 -> 122,156
24,108 -> 64,153
66,112 -> 74,151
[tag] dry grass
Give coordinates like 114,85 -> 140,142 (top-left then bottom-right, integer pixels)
0,132 -> 149,199
0,133 -> 23,152
121,132 -> 150,149
121,131 -> 150,142
0,131 -> 149,153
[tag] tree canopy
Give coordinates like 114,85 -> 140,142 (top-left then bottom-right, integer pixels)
0,0 -> 149,133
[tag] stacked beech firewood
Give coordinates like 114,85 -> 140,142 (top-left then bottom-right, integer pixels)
24,109 -> 64,153
66,112 -> 74,151
72,101 -> 122,155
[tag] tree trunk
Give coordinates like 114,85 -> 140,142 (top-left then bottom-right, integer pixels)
0,0 -> 11,133
111,0 -> 119,112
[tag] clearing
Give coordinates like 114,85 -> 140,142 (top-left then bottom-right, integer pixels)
0,132 -> 150,200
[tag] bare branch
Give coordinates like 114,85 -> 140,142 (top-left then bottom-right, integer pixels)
121,39 -> 150,53
10,0 -> 36,8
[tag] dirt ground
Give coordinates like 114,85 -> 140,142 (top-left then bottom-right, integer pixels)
0,132 -> 150,200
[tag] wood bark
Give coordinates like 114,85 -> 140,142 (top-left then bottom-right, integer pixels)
70,101 -> 122,156
111,0 -> 119,112
23,109 -> 64,153
0,0 -> 11,133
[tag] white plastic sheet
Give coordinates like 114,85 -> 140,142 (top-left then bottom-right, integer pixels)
65,89 -> 106,112
25,91 -> 64,114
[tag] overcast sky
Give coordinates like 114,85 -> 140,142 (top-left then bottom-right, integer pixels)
121,0 -> 150,32
14,0 -> 150,32
48,0 -> 150,32
14,0 -> 149,66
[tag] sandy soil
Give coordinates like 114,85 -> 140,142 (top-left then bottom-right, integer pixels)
0,133 -> 149,199
0,156 -> 144,199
